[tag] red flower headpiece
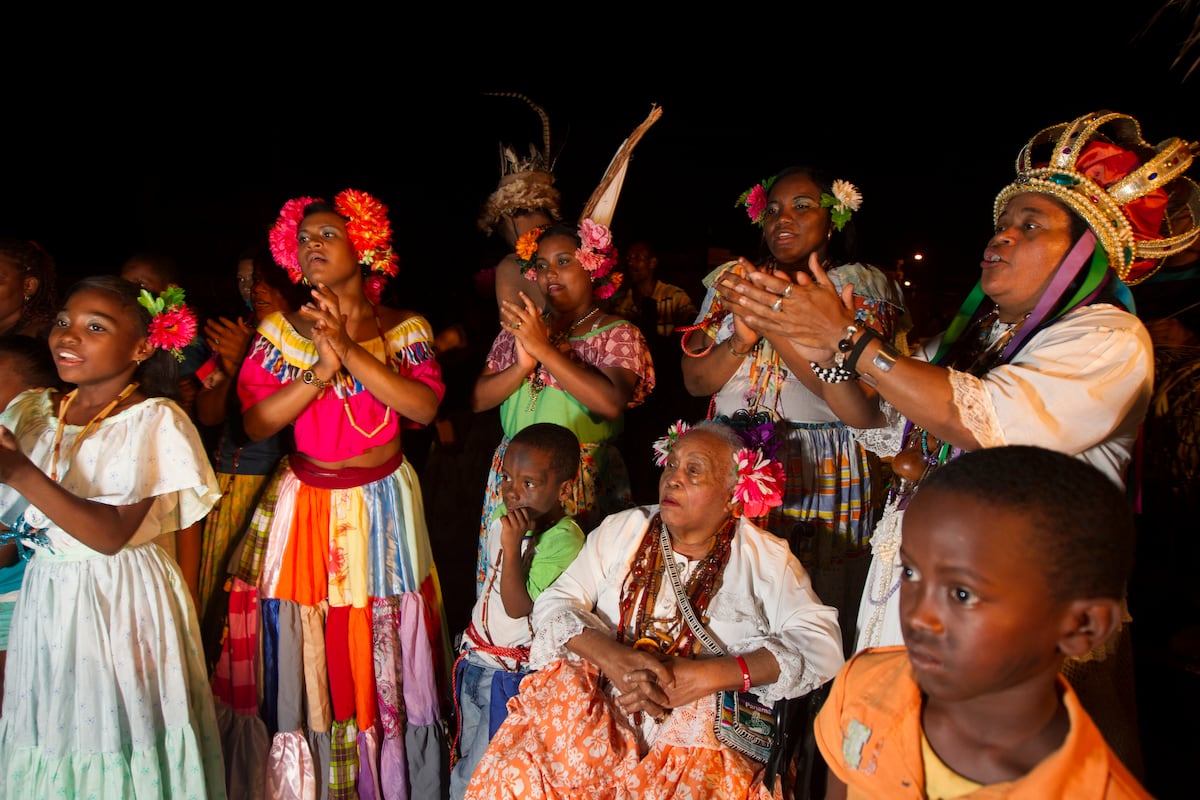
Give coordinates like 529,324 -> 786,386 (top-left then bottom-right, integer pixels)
137,286 -> 197,362
268,189 -> 400,302
732,447 -> 785,518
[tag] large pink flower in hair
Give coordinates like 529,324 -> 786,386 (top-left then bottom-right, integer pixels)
269,196 -> 322,283
732,448 -> 785,518
578,218 -> 612,252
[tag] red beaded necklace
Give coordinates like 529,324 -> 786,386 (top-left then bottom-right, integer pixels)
616,513 -> 735,656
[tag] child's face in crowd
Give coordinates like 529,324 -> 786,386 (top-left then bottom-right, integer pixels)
499,443 -> 569,524
120,259 -> 169,295
50,288 -> 149,386
897,487 -> 1066,703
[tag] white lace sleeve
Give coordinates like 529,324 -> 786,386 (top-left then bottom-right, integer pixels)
849,398 -> 906,457
948,367 -> 1005,447
529,607 -> 611,669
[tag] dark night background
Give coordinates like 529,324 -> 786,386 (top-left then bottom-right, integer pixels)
4,4 -> 1198,337
4,7 -> 1200,796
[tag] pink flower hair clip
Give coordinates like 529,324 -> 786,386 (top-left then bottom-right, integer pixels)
137,286 -> 197,362
576,218 -> 622,299
652,420 -> 693,466
732,447 -> 785,518
735,176 -> 777,226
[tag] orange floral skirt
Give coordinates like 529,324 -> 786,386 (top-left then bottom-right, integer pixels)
463,658 -> 782,800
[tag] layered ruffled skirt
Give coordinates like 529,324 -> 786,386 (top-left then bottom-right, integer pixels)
213,452 -> 452,799
0,541 -> 226,799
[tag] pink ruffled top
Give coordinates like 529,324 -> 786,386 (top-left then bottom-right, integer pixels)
238,311 -> 445,462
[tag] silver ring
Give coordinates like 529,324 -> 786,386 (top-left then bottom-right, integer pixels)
782,284 -> 793,298
771,298 -> 783,313
513,321 -> 522,330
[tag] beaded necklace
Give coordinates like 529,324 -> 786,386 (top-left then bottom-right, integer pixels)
616,513 -> 734,656
526,305 -> 601,412
329,305 -> 398,439
50,382 -> 139,481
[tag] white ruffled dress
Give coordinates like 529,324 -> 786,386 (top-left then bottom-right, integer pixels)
0,389 -> 225,799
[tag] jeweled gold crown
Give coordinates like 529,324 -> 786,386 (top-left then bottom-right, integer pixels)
993,110 -> 1200,284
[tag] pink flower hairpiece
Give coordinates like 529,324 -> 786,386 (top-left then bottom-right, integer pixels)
732,447 -> 785,518
137,286 -> 197,362
576,218 -> 621,299
267,189 -> 400,301
652,420 -> 693,466
269,195 -> 321,283
735,176 -> 777,226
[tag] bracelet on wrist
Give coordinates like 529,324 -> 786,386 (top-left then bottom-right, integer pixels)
843,327 -> 881,375
833,324 -> 859,368
727,338 -> 757,358
735,654 -> 752,692
809,361 -> 855,383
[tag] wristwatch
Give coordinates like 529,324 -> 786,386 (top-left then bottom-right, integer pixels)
301,369 -> 330,390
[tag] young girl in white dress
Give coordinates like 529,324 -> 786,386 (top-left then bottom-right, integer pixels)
0,275 -> 225,798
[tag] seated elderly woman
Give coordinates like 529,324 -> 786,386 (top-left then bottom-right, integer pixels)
463,419 -> 845,799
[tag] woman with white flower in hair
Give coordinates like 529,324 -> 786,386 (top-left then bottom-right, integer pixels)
681,165 -> 910,657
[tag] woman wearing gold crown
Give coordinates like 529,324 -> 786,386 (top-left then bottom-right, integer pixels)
213,189 -> 453,799
724,110 -> 1200,777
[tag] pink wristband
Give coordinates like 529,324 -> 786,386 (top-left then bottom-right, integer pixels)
735,655 -> 751,692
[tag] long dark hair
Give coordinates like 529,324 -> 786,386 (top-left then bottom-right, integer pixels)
63,275 -> 179,398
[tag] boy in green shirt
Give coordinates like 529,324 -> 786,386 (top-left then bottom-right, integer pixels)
450,423 -> 584,799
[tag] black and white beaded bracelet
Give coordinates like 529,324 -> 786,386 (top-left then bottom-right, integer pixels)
809,361 -> 855,383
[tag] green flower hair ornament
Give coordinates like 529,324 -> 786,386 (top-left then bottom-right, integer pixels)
137,286 -> 198,362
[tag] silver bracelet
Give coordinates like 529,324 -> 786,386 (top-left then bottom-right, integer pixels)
809,361 -> 855,383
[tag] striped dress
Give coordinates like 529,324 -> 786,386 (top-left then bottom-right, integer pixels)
213,310 -> 451,800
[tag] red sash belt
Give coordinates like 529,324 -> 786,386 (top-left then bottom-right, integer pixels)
290,449 -> 404,489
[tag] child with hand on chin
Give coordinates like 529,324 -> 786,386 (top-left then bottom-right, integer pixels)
815,444 -> 1152,799
450,422 -> 584,800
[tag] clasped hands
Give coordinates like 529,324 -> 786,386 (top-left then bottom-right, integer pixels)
299,282 -> 353,378
714,254 -> 857,362
608,645 -> 713,725
500,292 -> 567,371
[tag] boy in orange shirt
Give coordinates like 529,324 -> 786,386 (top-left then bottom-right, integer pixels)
815,445 -> 1151,798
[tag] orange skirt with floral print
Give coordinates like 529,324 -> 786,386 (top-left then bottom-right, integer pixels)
463,658 -> 782,800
